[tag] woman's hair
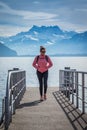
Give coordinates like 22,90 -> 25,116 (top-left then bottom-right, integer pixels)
40,46 -> 45,52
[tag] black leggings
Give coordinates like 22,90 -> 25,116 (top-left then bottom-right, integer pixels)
37,70 -> 48,96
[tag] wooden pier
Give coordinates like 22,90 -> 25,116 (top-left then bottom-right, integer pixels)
7,87 -> 74,130
0,68 -> 87,130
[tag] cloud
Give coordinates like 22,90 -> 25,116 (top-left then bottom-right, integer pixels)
33,1 -> 40,4
45,41 -> 55,46
0,0 -> 87,36
0,25 -> 29,37
0,2 -> 57,20
0,1 -> 58,36
0,2 -> 9,10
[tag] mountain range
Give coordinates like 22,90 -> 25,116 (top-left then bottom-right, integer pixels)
0,25 -> 87,56
0,42 -> 17,56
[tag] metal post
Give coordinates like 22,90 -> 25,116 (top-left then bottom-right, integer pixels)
59,70 -> 63,91
72,72 -> 74,104
75,72 -> 79,108
5,97 -> 9,130
59,70 -> 61,90
5,73 -> 10,130
67,72 -> 71,100
0,69 -> 26,130
64,67 -> 70,98
82,73 -> 85,113
0,98 -> 5,125
63,71 -> 65,95
12,87 -> 16,115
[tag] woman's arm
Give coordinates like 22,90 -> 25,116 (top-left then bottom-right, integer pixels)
32,56 -> 39,69
47,56 -> 53,69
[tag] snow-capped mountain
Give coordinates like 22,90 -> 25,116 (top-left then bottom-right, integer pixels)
0,25 -> 87,56
0,42 -> 17,56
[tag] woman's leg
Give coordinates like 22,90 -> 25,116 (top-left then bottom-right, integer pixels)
43,71 -> 48,97
37,70 -> 43,97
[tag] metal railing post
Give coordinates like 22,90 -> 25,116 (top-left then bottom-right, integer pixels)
59,68 -> 87,114
75,72 -> 79,108
82,73 -> 85,113
59,70 -> 61,90
4,69 -> 26,130
68,71 -> 71,100
5,74 -> 10,130
72,72 -> 74,104
5,96 -> 8,130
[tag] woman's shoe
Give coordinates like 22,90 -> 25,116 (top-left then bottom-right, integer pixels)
40,96 -> 44,101
44,94 -> 47,100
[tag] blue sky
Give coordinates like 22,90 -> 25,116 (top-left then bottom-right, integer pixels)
0,0 -> 87,36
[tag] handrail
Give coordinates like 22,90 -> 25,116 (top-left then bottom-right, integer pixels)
59,68 -> 87,114
0,68 -> 26,130
60,69 -> 87,74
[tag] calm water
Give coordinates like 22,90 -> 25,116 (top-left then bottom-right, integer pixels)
0,57 -> 87,117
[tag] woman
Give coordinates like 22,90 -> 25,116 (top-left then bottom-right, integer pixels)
32,46 -> 53,101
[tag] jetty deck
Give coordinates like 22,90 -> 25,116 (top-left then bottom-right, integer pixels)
8,87 -> 74,130
1,68 -> 87,130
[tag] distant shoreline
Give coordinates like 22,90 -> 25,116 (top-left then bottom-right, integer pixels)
0,55 -> 87,57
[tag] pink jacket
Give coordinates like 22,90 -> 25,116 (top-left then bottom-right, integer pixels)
32,55 -> 53,73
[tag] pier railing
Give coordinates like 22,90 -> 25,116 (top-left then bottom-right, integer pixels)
0,68 -> 26,130
59,68 -> 87,114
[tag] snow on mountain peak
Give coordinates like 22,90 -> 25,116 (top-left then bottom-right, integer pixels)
25,35 -> 39,41
33,31 -> 38,35
0,41 -> 4,44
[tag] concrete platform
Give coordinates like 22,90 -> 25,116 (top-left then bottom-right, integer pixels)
53,91 -> 87,130
8,87 -> 74,130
